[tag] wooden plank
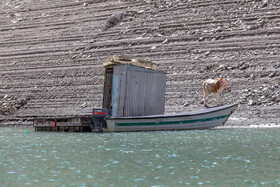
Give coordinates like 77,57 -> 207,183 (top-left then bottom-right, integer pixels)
110,64 -> 167,117
111,65 -> 128,117
123,65 -> 166,117
104,55 -> 157,70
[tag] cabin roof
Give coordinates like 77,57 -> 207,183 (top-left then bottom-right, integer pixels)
103,55 -> 157,70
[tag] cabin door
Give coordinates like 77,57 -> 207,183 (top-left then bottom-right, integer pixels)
102,67 -> 113,115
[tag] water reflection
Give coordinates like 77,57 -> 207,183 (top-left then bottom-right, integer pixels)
1,128 -> 280,186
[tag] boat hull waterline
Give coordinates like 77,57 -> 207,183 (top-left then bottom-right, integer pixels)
105,104 -> 238,132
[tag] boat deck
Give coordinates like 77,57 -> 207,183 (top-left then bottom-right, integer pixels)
33,116 -> 93,132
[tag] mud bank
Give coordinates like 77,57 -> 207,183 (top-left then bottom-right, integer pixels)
0,0 -> 279,126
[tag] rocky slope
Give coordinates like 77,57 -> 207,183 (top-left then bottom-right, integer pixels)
0,0 -> 279,126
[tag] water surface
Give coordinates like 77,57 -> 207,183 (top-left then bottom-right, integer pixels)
1,127 -> 280,186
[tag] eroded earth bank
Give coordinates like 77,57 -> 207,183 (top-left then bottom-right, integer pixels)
0,0 -> 279,126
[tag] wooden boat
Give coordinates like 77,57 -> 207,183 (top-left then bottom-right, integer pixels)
103,104 -> 237,132
34,56 -> 238,133
34,104 -> 237,132
97,57 -> 237,132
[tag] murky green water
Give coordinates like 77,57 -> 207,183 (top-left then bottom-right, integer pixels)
1,127 -> 280,186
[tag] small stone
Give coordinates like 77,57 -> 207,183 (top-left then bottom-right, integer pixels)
151,45 -> 157,50
11,20 -> 18,24
81,103 -> 87,108
198,37 -> 204,41
3,102 -> 11,108
248,100 -> 255,106
275,98 -> 280,102
215,26 -> 222,32
218,64 -> 225,70
205,51 -> 211,56
162,38 -> 168,44
261,0 -> 268,8
226,66 -> 232,70
20,98 -> 27,105
250,74 -> 256,80
104,12 -> 126,30
15,104 -> 21,109
183,102 -> 190,107
239,65 -> 248,70
270,95 -> 276,101
269,73 -> 275,78
71,54 -> 78,59
138,10 -> 145,14
262,87 -> 268,91
156,33 -> 163,37
83,3 -> 88,7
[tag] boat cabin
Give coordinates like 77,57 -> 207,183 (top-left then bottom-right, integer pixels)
102,55 -> 166,117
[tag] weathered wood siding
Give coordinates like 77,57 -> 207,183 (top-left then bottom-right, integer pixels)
102,67 -> 114,114
111,65 -> 127,117
111,65 -> 166,117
